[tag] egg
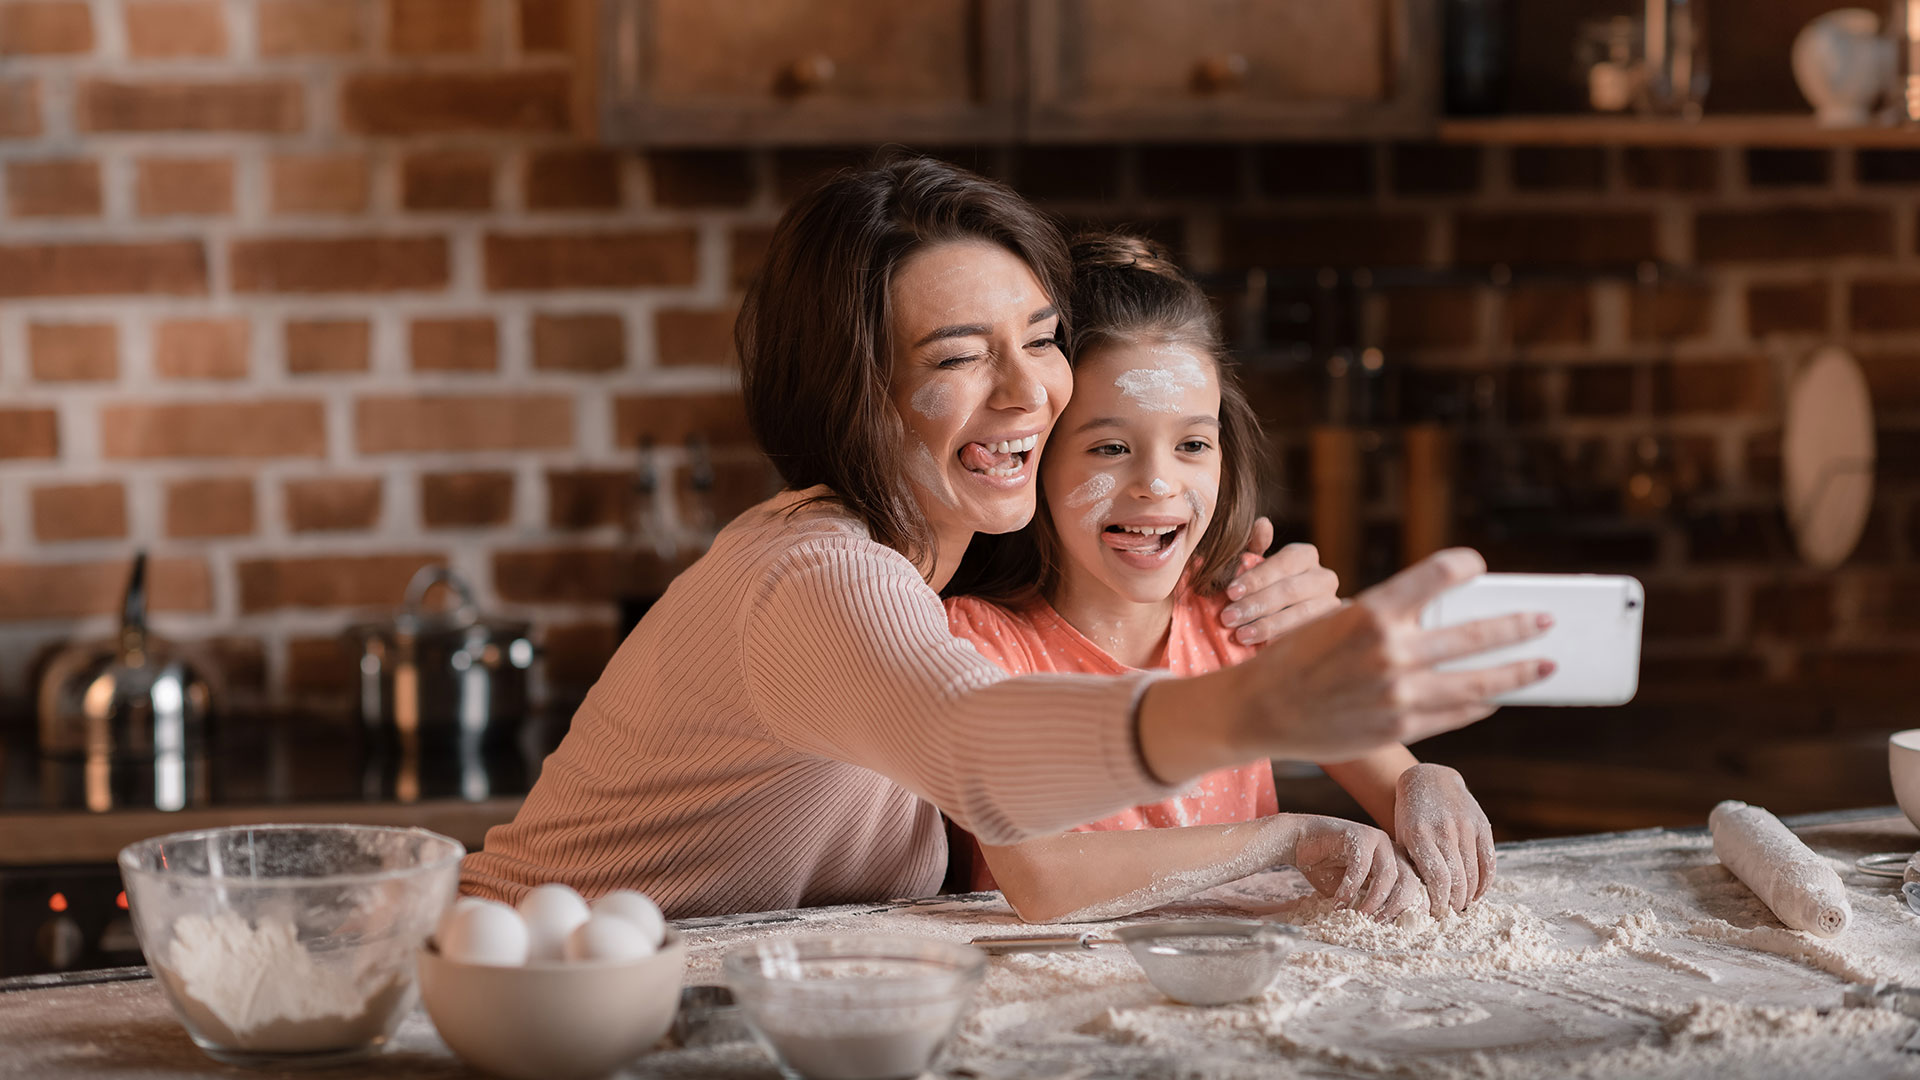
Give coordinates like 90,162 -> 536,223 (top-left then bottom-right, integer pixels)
563,913 -> 658,963
517,883 -> 590,962
589,889 -> 665,948
437,898 -> 530,967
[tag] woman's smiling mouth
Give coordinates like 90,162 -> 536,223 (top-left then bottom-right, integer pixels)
958,433 -> 1040,482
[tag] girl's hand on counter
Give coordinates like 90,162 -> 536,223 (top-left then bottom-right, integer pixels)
1219,519 -> 1341,645
1286,815 -> 1422,920
1393,763 -> 1496,918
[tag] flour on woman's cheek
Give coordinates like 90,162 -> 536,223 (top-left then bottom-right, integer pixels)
905,440 -> 957,508
1113,348 -> 1208,413
910,380 -> 958,421
1065,472 -> 1116,532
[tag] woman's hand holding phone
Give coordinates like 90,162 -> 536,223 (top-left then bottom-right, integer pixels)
1138,548 -> 1553,786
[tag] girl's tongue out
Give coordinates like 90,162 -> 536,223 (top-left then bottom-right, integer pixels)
1103,525 -> 1178,554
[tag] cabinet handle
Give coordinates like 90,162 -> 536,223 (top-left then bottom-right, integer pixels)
1192,53 -> 1250,94
777,54 -> 837,98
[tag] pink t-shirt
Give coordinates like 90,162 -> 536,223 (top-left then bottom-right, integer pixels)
945,585 -> 1278,889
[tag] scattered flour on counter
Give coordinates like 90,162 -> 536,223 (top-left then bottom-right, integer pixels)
1683,918 -> 1891,984
644,820 -> 1920,1080
154,912 -> 405,1053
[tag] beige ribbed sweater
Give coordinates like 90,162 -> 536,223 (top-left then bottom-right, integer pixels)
460,487 -> 1175,917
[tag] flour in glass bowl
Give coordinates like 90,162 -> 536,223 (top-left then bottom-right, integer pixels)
152,912 -> 408,1053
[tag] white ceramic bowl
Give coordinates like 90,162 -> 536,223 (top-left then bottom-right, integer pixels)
724,935 -> 985,1080
417,929 -> 687,1080
1889,730 -> 1920,831
118,824 -> 463,1068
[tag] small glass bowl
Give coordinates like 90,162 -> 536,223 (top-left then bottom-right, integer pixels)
723,935 -> 986,1080
1116,919 -> 1303,1006
118,824 -> 463,1067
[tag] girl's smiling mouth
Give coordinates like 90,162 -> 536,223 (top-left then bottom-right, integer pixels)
1100,519 -> 1188,570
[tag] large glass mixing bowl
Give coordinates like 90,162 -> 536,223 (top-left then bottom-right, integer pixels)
118,824 -> 463,1067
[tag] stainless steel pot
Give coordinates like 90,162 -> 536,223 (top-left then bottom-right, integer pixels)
343,565 -> 536,751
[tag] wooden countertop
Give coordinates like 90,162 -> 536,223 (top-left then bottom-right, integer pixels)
4,808 -> 1917,1078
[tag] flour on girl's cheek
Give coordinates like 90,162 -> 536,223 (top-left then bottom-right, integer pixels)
1185,472 -> 1216,530
905,440 -> 956,508
1112,348 -> 1208,413
1183,490 -> 1209,529
1064,473 -> 1116,532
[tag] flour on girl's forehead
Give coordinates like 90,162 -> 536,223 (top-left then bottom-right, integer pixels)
1113,348 -> 1208,413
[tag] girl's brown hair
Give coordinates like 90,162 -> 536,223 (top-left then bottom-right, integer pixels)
949,233 -> 1266,601
737,156 -> 1072,571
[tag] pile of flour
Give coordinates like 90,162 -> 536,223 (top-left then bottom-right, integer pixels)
154,912 -> 406,1053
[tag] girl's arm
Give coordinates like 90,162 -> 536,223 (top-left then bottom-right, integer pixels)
1320,745 -> 1419,831
981,813 -> 1421,924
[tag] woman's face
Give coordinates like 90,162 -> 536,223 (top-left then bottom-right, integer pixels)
1042,339 -> 1223,605
887,240 -> 1071,540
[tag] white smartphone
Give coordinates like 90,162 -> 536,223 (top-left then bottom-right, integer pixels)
1418,573 -> 1644,706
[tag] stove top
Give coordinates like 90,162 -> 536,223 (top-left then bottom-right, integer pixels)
0,711 -> 552,816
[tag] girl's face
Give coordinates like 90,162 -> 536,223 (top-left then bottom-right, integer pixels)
887,240 -> 1072,541
1042,339 -> 1222,606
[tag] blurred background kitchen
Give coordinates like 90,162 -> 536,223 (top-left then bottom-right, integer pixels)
1,0 -> 1918,972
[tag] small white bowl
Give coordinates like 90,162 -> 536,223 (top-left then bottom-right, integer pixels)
418,929 -> 686,1080
1890,730 -> 1920,832
724,935 -> 985,1080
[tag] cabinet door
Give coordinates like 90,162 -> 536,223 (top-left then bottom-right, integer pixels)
603,0 -> 1021,145
1028,0 -> 1436,140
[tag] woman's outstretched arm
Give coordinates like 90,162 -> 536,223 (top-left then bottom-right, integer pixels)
981,814 -> 1423,924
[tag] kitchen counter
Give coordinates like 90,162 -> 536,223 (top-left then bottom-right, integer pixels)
5,809 -> 1920,1078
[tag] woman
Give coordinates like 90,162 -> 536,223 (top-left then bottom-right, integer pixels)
946,234 -> 1496,923
460,158 -> 1550,918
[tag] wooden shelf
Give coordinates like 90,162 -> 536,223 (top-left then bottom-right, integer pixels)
1441,113 -> 1920,148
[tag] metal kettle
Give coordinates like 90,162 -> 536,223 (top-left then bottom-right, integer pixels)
36,552 -> 216,761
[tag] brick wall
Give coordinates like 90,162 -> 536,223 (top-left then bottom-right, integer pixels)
0,0 -> 1914,719
0,0 -> 768,710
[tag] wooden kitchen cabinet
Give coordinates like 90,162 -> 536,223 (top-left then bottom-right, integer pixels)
1026,0 -> 1437,141
600,0 -> 1023,145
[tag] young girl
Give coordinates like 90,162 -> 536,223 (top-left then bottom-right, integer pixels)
945,235 -> 1499,924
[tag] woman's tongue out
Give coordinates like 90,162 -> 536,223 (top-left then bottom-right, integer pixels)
960,441 -> 1020,477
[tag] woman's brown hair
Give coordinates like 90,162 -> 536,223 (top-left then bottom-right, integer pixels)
736,156 -> 1072,571
949,233 -> 1266,601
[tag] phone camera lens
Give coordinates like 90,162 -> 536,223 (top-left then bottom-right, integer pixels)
1626,598 -> 1639,609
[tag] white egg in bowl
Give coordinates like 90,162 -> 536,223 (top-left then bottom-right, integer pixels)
418,920 -> 686,1080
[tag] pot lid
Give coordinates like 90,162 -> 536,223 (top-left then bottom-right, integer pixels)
343,565 -> 531,640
